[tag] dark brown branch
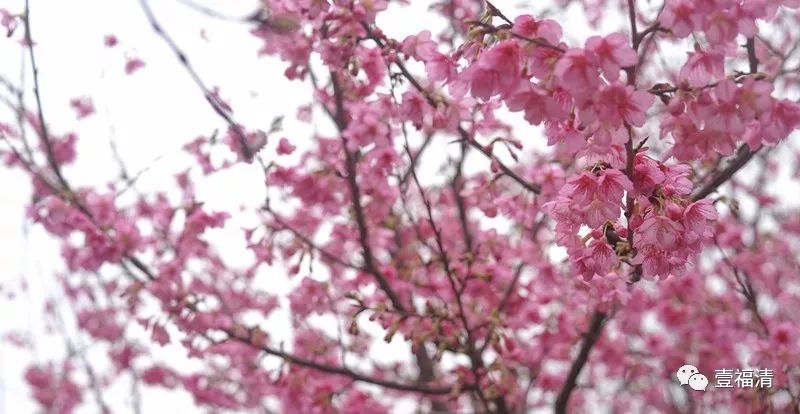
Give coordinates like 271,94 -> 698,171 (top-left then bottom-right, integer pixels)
626,0 -> 639,49
634,24 -> 663,50
452,142 -> 474,252
456,127 -> 542,194
746,37 -> 759,74
554,311 -> 608,414
399,134 -> 434,189
691,144 -> 759,201
715,240 -> 769,336
484,1 -> 513,25
330,72 -> 408,313
225,329 -> 466,395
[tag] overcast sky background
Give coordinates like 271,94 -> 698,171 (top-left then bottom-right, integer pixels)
1,0 -> 798,413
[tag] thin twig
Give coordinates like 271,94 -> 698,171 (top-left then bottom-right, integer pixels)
137,0 -> 254,160
21,0 -> 83,203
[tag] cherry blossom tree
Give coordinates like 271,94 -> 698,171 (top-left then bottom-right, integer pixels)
1,0 -> 800,412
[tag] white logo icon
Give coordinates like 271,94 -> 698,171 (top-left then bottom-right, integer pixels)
676,364 -> 699,385
676,364 -> 707,391
688,373 -> 709,391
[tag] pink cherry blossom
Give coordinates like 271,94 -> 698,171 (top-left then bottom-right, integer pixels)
104,34 -> 118,47
276,137 -> 296,155
463,40 -> 521,100
585,33 -> 637,81
593,82 -> 654,127
1,8 -> 17,36
659,0 -> 701,37
547,168 -> 632,230
512,15 -> 563,45
554,48 -> 601,99
678,48 -> 724,87
69,97 -> 95,119
124,57 -> 145,74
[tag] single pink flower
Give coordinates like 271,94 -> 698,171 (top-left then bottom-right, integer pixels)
125,57 -> 146,74
594,83 -> 654,127
276,137 -> 296,155
678,48 -> 724,87
464,40 -> 521,100
586,33 -> 637,81
554,49 -> 601,100
660,0 -> 701,38
69,96 -> 95,119
512,15 -> 563,45
104,34 -> 118,47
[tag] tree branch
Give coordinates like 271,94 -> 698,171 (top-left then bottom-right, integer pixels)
225,329 -> 466,395
404,143 -> 505,413
22,0 -> 82,204
554,311 -> 608,414
691,145 -> 758,201
330,72 -> 407,311
327,69 -> 449,409
137,0 -> 254,161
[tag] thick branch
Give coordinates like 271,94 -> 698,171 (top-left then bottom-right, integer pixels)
691,145 -> 758,201
554,311 -> 608,414
746,37 -> 759,74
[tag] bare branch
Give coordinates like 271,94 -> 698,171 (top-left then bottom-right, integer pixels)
691,145 -> 759,202
554,311 -> 608,414
137,0 -> 254,161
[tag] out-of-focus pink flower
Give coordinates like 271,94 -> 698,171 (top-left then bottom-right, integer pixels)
69,97 -> 95,119
125,57 -> 145,74
104,34 -> 118,47
586,33 -> 637,81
